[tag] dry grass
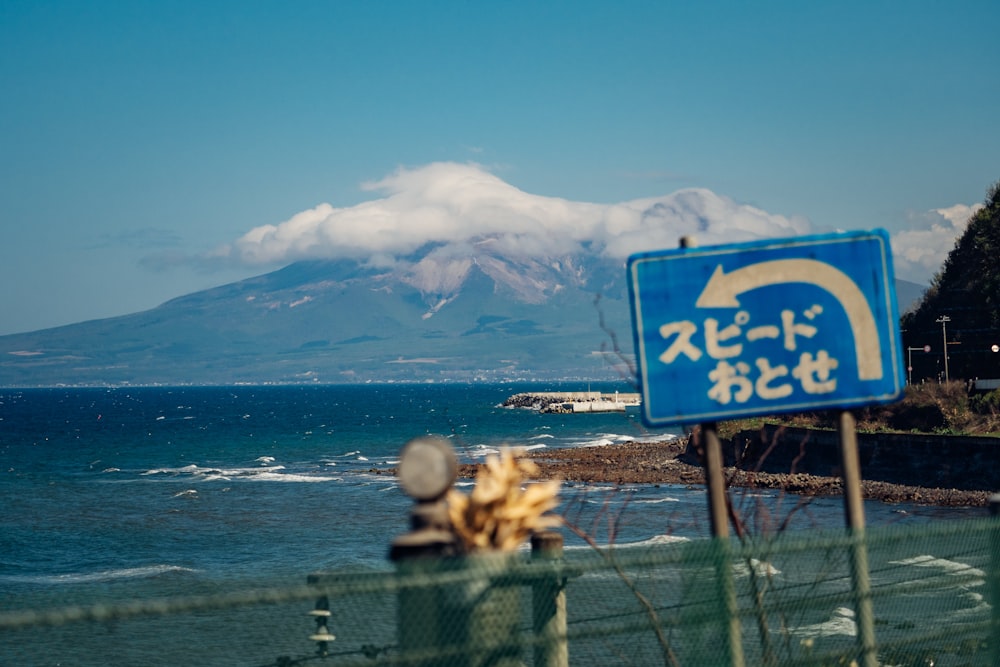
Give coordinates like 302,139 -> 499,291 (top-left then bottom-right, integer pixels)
718,382 -> 1000,437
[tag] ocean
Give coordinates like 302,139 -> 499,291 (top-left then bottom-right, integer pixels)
0,383 -> 988,665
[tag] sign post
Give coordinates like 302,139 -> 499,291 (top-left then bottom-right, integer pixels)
628,230 -> 905,667
676,236 -> 745,667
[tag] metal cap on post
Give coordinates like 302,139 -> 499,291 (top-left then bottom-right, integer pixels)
390,437 -> 459,561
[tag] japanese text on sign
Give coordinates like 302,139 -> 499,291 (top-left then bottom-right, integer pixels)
659,305 -> 837,406
627,231 -> 905,426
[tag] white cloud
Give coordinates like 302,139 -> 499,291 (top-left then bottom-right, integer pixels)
890,203 -> 984,284
215,162 -> 810,270
211,163 -> 986,289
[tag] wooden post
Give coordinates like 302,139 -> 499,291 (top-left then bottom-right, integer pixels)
702,423 -> 731,539
531,531 -> 569,667
838,411 -> 877,667
701,423 -> 745,667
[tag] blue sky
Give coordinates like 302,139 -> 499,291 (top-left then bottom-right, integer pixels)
1,1 -> 997,335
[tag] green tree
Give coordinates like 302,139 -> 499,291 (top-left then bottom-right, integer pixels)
900,180 -> 1000,383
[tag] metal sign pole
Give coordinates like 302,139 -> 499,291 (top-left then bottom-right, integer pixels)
702,423 -> 731,539
838,411 -> 877,667
701,422 -> 745,667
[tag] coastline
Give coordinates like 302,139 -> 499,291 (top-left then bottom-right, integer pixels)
504,438 -> 991,508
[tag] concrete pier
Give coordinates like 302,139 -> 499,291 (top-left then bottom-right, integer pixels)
502,391 -> 641,414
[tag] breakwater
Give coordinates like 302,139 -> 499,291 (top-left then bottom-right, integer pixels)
723,425 -> 1000,492
502,391 -> 641,413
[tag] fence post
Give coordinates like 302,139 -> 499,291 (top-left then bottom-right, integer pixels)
838,411 -> 877,667
989,494 -> 1000,667
531,530 -> 569,667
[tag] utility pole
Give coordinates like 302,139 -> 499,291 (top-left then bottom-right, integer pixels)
936,316 -> 951,382
906,346 -> 927,385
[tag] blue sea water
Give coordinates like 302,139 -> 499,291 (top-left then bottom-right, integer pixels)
0,383 -> 988,665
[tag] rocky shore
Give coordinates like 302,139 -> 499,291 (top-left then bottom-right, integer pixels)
502,438 -> 991,508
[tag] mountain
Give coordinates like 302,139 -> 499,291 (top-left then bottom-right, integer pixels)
0,239 -> 932,387
0,243 -> 635,386
895,278 -> 928,314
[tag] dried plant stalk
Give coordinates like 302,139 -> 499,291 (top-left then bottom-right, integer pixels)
447,448 -> 561,552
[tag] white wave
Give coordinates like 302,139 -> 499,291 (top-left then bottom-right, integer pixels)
357,455 -> 369,461
563,483 -> 618,493
563,533 -> 691,553
251,472 -> 343,483
632,497 -> 681,504
142,464 -> 288,480
101,467 -> 120,473
142,464 -> 200,475
952,590 -> 991,618
3,564 -> 196,586
462,443 -> 547,457
789,607 -> 856,638
173,489 -> 198,498
467,445 -> 502,458
212,465 -> 286,477
569,433 -> 680,449
582,438 -> 616,448
733,558 -> 781,578
638,434 -> 681,444
889,554 -> 985,583
528,434 -> 555,440
621,534 -> 691,548
255,456 -> 276,464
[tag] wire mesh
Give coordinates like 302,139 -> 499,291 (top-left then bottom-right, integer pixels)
2,518 -> 997,666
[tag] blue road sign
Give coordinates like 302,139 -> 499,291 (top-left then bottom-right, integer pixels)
627,230 -> 905,427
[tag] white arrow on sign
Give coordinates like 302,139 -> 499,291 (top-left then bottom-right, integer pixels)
695,259 -> 883,380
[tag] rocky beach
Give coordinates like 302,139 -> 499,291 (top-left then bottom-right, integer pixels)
499,437 -> 992,508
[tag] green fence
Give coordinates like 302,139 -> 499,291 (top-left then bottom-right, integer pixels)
2,518 -> 997,666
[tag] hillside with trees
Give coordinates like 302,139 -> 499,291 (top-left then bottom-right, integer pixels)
901,180 -> 1000,384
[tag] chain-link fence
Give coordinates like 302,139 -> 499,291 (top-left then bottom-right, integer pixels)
2,517 -> 997,666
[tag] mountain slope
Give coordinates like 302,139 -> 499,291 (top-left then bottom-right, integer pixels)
0,250 -> 632,385
0,241 -> 927,387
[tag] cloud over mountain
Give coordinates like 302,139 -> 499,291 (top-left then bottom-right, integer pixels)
891,203 -> 985,284
206,162 -> 980,287
213,162 -> 809,268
